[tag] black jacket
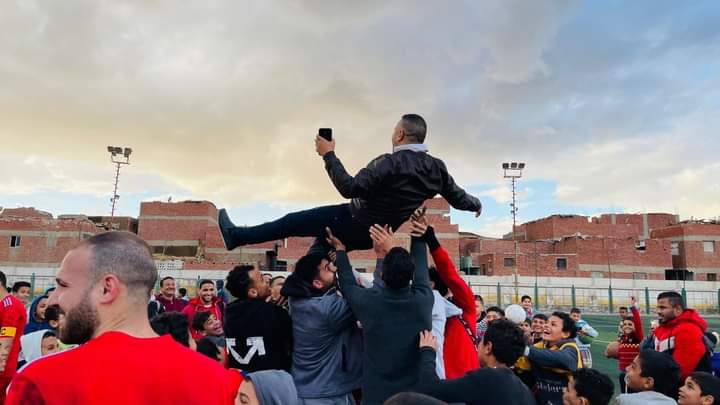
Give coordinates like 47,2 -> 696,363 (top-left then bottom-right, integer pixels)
416,347 -> 535,405
336,239 -> 434,405
224,299 -> 293,372
323,148 -> 481,230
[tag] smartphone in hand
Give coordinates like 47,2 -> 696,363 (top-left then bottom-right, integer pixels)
319,128 -> 332,141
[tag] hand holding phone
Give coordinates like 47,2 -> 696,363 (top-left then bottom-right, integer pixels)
315,129 -> 335,157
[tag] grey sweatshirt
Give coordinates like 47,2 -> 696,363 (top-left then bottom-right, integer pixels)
616,391 -> 677,404
283,277 -> 362,399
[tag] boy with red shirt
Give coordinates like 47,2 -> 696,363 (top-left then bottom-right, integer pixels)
6,232 -> 233,405
0,271 -> 28,402
607,297 -> 644,393
410,209 -> 480,378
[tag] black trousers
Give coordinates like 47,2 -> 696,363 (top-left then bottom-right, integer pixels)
225,203 -> 373,255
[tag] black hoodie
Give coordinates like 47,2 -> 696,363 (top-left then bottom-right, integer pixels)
224,298 -> 293,372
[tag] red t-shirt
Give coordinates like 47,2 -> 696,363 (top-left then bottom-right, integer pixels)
6,331 -> 234,405
0,294 -> 28,378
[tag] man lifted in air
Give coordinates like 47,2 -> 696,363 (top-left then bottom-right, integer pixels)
218,114 -> 482,254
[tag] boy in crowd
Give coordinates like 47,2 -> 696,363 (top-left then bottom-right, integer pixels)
477,306 -> 505,342
516,311 -> 581,405
521,295 -> 534,317
618,306 -> 629,337
531,313 -> 548,344
570,308 -> 598,368
416,319 -> 535,404
617,349 -> 680,404
11,281 -> 31,306
191,312 -> 225,348
562,369 -> 615,405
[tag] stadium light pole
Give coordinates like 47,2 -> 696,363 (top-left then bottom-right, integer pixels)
107,146 -> 132,219
503,162 -> 525,303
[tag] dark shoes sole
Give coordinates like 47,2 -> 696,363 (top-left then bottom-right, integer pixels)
218,208 -> 239,251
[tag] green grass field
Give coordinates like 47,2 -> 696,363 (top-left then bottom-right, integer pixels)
583,314 -> 720,394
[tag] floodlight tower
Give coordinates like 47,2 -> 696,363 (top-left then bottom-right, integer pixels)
502,162 -> 525,302
107,146 -> 132,219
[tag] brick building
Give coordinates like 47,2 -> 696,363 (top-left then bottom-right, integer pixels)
4,200 -> 718,282
0,207 -> 100,267
463,213 -> 680,280
138,198 -> 460,272
651,220 -> 720,281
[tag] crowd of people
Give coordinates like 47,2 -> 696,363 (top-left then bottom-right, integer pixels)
1,114 -> 720,404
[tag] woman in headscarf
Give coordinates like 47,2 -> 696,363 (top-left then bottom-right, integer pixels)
24,295 -> 50,334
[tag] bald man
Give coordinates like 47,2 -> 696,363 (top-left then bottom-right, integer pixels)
6,232 -> 233,405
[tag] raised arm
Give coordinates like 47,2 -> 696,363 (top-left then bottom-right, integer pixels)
437,159 -> 482,214
369,224 -> 395,289
528,344 -> 580,372
629,297 -> 644,341
327,228 -> 363,301
418,222 -> 476,320
411,237 -> 430,289
322,151 -> 392,199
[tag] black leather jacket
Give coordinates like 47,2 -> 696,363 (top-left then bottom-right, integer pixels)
322,149 -> 481,230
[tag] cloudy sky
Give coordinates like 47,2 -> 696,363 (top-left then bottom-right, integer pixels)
1,0 -> 719,237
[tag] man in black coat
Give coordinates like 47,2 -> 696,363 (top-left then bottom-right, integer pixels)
218,114 -> 481,254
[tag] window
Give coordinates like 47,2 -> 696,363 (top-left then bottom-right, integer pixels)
671,242 -> 679,256
503,257 -> 515,267
635,240 -> 646,251
704,241 -> 715,253
633,272 -> 648,280
10,236 -> 21,247
556,258 -> 568,270
708,273 -> 717,282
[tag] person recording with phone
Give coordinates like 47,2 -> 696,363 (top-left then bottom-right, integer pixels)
218,113 -> 482,254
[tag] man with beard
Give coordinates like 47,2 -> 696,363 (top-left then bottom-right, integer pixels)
654,291 -> 710,379
5,232 -> 233,405
0,271 -> 28,402
182,279 -> 225,338
224,262 -> 293,372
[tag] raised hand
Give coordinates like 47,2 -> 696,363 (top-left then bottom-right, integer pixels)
315,135 -> 335,157
370,224 -> 394,257
325,227 -> 346,251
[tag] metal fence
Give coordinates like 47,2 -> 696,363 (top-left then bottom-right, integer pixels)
8,274 -> 217,301
468,282 -> 720,315
11,273 -> 720,315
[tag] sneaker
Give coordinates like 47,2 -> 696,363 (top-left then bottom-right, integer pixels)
218,208 -> 239,250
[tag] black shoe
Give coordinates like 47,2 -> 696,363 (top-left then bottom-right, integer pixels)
218,208 -> 239,251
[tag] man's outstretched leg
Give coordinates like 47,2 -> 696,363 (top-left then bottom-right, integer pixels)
219,203 -> 370,251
